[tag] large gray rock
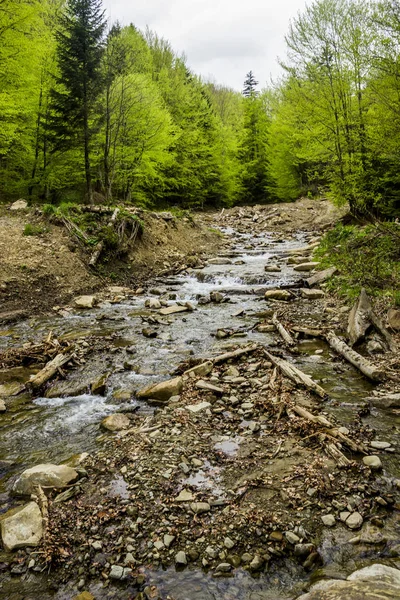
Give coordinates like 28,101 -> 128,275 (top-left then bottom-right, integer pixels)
1,502 -> 43,551
293,262 -> 320,272
101,413 -> 130,432
296,564 -> 400,600
348,289 -> 372,346
137,376 -> 183,402
10,199 -> 28,210
388,308 -> 400,331
13,464 -> 79,496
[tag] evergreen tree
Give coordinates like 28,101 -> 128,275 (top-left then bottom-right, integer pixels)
49,0 -> 106,202
242,71 -> 259,97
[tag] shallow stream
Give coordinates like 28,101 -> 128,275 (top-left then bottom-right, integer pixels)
0,225 -> 399,599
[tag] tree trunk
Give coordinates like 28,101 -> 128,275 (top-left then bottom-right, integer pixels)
325,331 -> 384,382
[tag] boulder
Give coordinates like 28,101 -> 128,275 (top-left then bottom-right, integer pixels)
388,308 -> 400,331
137,376 -> 183,402
1,502 -> 43,551
13,464 -> 79,496
90,372 -> 110,396
74,295 -> 96,309
265,289 -> 292,301
101,413 -> 130,432
210,291 -> 224,303
10,199 -> 28,210
264,264 -> 281,272
45,379 -> 88,398
297,564 -> 400,600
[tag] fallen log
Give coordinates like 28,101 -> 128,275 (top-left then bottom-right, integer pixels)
263,349 -> 327,398
28,352 -> 74,389
272,313 -> 296,347
213,344 -> 258,365
303,266 -> 337,288
325,331 -> 384,382
291,326 -> 324,338
321,438 -> 351,467
365,393 -> 400,409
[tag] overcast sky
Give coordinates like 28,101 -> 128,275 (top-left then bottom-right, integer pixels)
102,0 -> 308,91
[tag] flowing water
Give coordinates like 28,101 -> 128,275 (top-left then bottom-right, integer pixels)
0,225 -> 399,599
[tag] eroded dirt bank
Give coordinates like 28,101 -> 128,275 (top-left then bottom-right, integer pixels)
1,198 -> 400,600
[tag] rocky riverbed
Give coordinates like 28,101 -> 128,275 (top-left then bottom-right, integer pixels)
0,199 -> 400,600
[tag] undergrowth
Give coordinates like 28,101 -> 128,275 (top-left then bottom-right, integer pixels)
314,222 -> 400,303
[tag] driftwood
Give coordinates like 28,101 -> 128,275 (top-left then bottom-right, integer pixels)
348,289 -> 396,351
292,405 -> 367,454
264,349 -> 327,398
325,331 -> 384,382
322,438 -> 351,467
304,266 -> 337,288
28,352 -> 74,389
348,288 -> 372,346
89,207 -> 120,267
291,326 -> 324,338
33,484 -> 49,541
213,344 -> 258,365
272,313 -> 296,347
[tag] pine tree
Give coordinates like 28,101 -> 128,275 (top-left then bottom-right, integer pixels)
49,0 -> 106,202
242,71 -> 259,97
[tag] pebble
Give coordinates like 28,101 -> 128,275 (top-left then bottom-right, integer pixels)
241,553 -> 253,564
190,502 -> 210,514
224,537 -> 235,549
370,441 -> 391,450
285,531 -> 300,544
163,534 -> 175,548
206,546 -> 218,558
175,551 -> 187,565
176,489 -> 194,502
363,455 -> 382,470
216,563 -> 232,572
249,555 -> 264,571
91,541 -> 102,550
321,514 -> 336,527
109,565 -> 124,580
346,512 -> 363,530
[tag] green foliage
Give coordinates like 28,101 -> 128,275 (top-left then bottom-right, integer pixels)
23,223 -> 46,236
314,223 -> 400,301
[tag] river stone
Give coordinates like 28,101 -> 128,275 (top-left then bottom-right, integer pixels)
196,380 -> 224,394
346,512 -> 363,530
209,258 -> 232,265
10,199 -> 28,210
370,440 -> 391,450
297,564 -> 400,600
159,304 -> 189,316
363,455 -> 382,470
321,514 -> 336,527
109,565 -> 124,580
45,379 -> 88,398
101,413 -> 130,432
186,402 -> 211,414
224,537 -> 235,549
210,291 -> 224,303
1,502 -> 43,551
388,308 -> 400,331
264,265 -> 281,272
74,593 -> 95,600
265,289 -> 292,301
13,464 -> 78,496
190,502 -> 210,514
285,531 -> 300,544
163,534 -> 175,548
0,382 -> 23,397
293,262 -> 320,272
145,298 -> 161,309
216,563 -> 232,572
137,376 -> 183,402
0,399 -> 5,412
74,295 -> 96,309
249,555 -> 264,571
300,288 -> 325,299
175,489 -> 194,502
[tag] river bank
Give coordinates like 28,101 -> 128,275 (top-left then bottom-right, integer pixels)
0,198 -> 399,600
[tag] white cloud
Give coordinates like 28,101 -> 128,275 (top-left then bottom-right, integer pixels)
102,0 -> 308,90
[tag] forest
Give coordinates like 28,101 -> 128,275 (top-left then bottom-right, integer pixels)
1,0 -> 400,217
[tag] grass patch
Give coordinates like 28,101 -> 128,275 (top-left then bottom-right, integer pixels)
314,222 -> 400,302
23,223 -> 46,236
